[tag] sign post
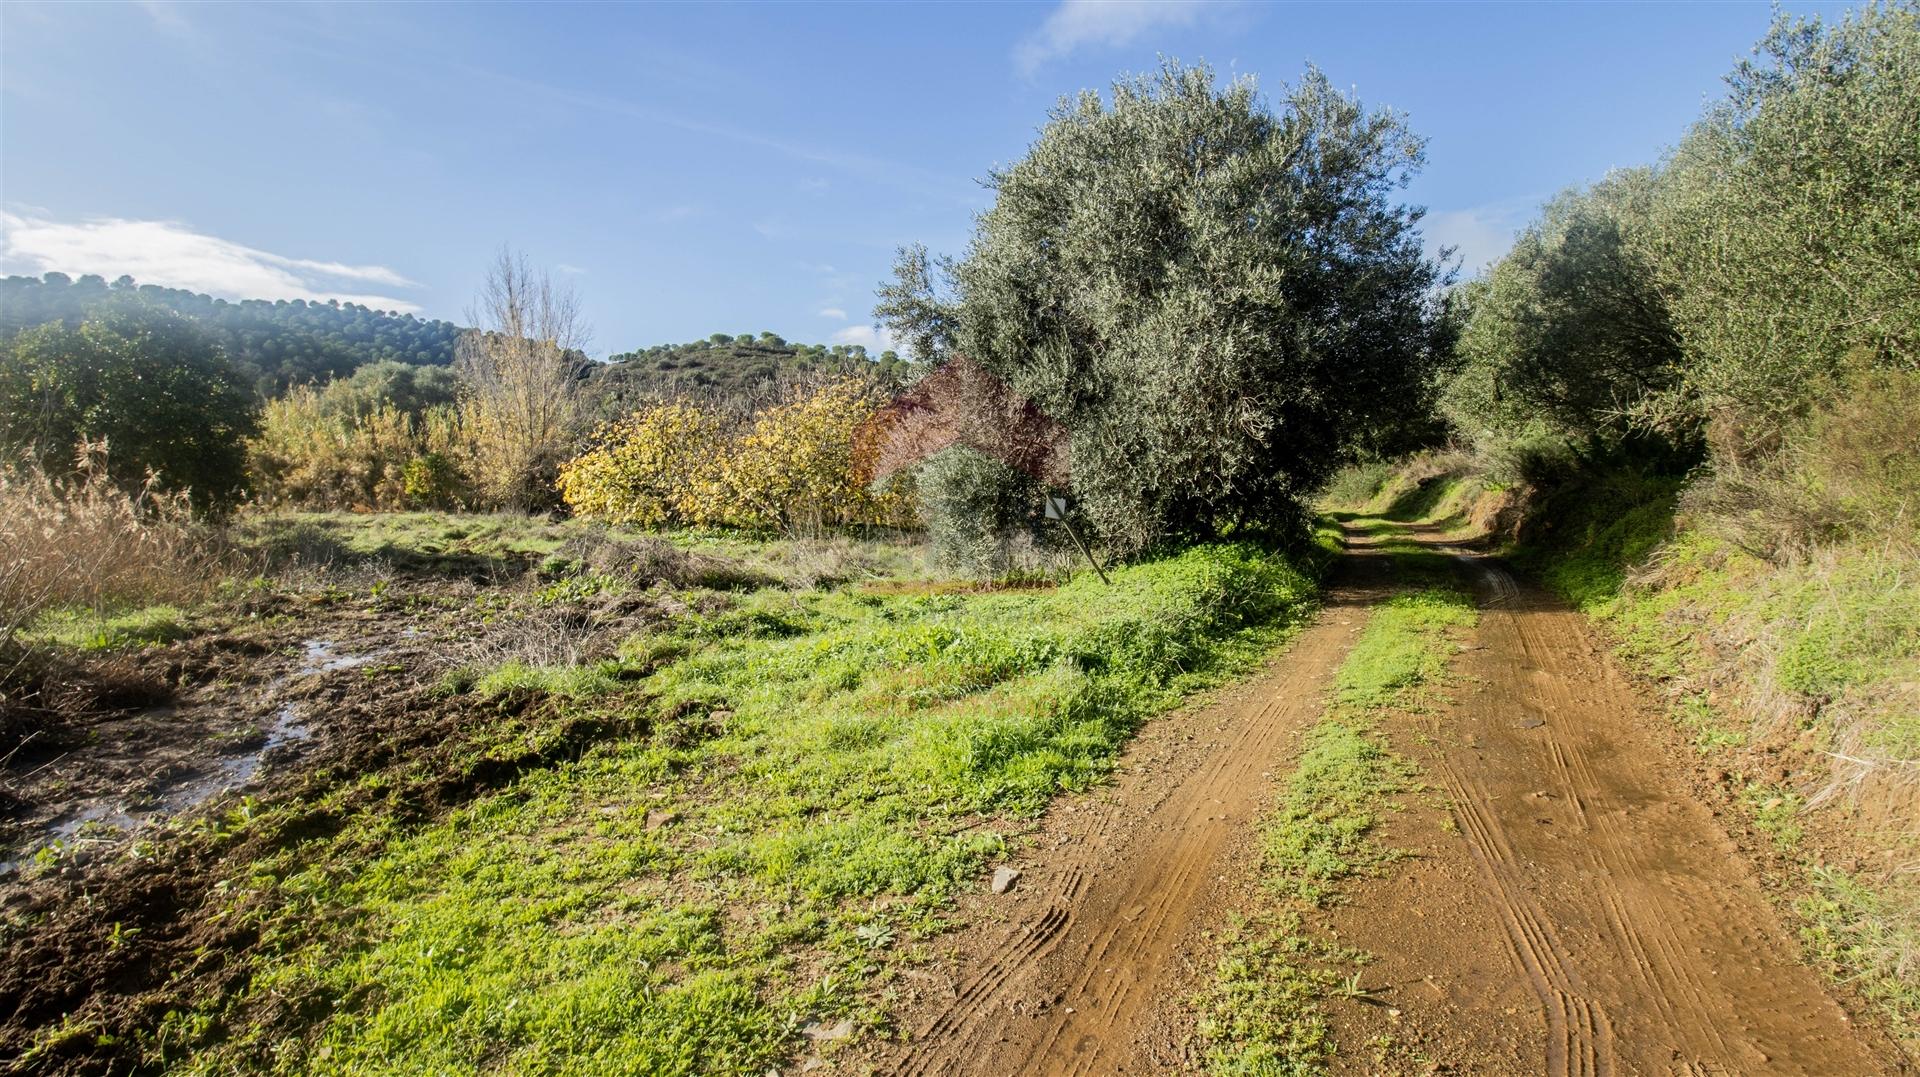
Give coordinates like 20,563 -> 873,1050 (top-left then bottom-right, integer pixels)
1045,495 -> 1110,585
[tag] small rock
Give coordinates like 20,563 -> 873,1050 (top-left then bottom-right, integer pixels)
645,809 -> 680,831
1518,718 -> 1547,729
801,1018 -> 855,1041
991,866 -> 1022,894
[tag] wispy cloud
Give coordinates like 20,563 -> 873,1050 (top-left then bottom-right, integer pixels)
555,262 -> 588,276
0,211 -> 422,312
818,307 -> 848,320
831,324 -> 894,353
135,0 -> 194,37
1015,0 -> 1213,76
1422,199 -> 1536,277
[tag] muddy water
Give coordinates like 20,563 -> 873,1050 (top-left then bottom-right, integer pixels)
0,638 -> 383,874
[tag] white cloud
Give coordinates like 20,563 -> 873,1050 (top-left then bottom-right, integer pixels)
1423,202 -> 1537,278
555,262 -> 588,276
831,324 -> 895,353
136,0 -> 193,37
818,307 -> 848,321
0,211 -> 422,311
1015,0 -> 1211,76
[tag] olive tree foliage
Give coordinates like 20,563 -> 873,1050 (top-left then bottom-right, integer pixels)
454,248 -> 592,509
1650,3 -> 1920,454
882,62 -> 1445,556
1440,169 -> 1684,450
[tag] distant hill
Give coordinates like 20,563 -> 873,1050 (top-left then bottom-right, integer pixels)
596,333 -> 915,412
0,273 -> 464,395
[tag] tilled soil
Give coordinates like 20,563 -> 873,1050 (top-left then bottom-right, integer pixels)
878,533 -> 1908,1075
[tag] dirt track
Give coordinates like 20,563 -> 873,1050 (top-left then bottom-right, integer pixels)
880,531 -> 1907,1075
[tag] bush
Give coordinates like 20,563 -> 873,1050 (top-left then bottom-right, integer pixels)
916,446 -> 1055,576
247,382 -> 471,510
1683,365 -> 1920,560
559,378 -> 909,533
0,300 -> 255,509
558,403 -> 731,528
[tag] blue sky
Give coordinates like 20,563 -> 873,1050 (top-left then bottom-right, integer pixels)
0,1 -> 1838,358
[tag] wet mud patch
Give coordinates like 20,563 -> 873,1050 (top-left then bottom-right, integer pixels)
0,638 -> 654,1074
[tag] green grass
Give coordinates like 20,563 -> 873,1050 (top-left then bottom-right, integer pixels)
1197,914 -> 1339,1076
1798,866 -> 1920,1046
24,603 -> 192,650
1198,564 -> 1475,1074
236,510 -> 925,586
150,541 -> 1320,1074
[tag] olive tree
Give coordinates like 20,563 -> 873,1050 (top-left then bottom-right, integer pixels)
1652,4 -> 1920,454
885,61 -> 1445,556
1442,169 -> 1684,449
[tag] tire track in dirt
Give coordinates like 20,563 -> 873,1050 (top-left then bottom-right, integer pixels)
1335,540 -> 1901,1075
885,562 -> 1394,1076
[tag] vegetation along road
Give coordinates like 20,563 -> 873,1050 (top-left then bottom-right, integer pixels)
4,3 -> 1915,1072
872,512 -> 1904,1075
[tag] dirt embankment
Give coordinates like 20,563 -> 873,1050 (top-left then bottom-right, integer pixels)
879,532 -> 1907,1075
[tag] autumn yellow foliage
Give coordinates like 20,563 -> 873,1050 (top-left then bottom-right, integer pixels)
248,384 -> 469,510
558,378 -> 909,531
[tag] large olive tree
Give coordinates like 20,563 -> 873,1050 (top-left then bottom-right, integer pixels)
883,61 -> 1445,556
1652,4 -> 1920,454
1441,169 -> 1684,450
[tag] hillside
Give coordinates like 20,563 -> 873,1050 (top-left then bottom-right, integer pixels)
597,333 -> 913,411
0,273 -> 463,394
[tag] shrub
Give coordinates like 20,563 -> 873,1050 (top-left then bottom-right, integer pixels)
0,300 -> 255,509
559,378 -> 909,533
916,446 -> 1052,576
557,403 -> 732,528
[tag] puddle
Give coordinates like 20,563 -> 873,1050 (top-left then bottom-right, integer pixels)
302,639 -> 375,673
5,636 -> 382,871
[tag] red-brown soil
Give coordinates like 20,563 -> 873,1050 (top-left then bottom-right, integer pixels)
871,533 -> 1909,1075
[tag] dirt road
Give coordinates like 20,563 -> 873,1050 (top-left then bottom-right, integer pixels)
879,531 -> 1906,1075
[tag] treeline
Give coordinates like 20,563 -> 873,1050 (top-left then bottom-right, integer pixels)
601,332 -> 913,411
0,261 -> 920,516
1438,4 -> 1918,554
0,273 -> 463,394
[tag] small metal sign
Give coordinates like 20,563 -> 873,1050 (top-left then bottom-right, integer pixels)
1044,495 -> 1070,520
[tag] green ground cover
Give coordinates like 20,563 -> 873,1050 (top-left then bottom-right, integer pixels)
134,541 -> 1320,1074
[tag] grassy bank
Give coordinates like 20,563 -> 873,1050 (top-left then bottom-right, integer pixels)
1198,555 -> 1475,1075
95,541 -> 1322,1073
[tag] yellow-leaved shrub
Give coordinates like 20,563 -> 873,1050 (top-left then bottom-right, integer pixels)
556,403 -> 731,528
558,378 -> 910,531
